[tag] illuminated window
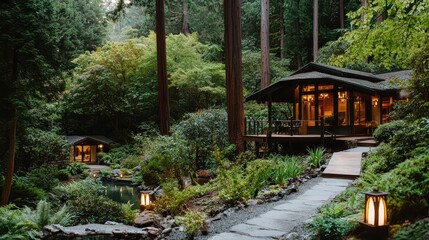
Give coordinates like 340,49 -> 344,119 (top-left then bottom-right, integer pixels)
382,97 -> 393,123
338,91 -> 349,126
318,93 -> 334,125
301,94 -> 315,126
302,84 -> 315,92
318,84 -> 334,91
354,94 -> 366,126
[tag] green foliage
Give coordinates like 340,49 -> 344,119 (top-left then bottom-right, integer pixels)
393,219 -> 429,240
155,181 -> 214,215
99,169 -> 113,180
101,145 -> 137,166
121,202 -> 138,225
56,169 -> 71,181
245,159 -> 274,198
140,158 -> 163,186
217,166 -> 249,205
25,165 -> 60,191
373,120 -> 406,143
66,162 -> 90,175
271,155 -> 305,185
0,176 -> 45,207
307,147 -> 326,168
0,205 -> 38,240
329,0 -> 429,70
310,215 -> 355,240
362,143 -> 395,174
183,210 -> 207,240
23,200 -> 74,229
52,179 -> 130,224
120,155 -> 141,169
377,154 -> 429,223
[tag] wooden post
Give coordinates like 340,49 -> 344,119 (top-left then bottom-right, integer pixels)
321,116 -> 325,147
261,0 -> 270,88
313,0 -> 319,61
290,116 -> 294,136
224,0 -> 245,152
340,0 -> 344,29
156,0 -> 170,135
267,97 -> 272,153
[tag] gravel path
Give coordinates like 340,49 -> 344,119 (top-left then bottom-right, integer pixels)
165,177 -> 323,240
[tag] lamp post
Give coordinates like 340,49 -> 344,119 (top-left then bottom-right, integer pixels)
360,189 -> 389,239
139,191 -> 151,212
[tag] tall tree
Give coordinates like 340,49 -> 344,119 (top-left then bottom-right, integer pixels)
313,0 -> 319,61
261,0 -> 270,88
156,0 -> 170,135
224,0 -> 244,152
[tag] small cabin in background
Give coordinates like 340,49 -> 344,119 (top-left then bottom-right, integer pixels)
66,135 -> 113,164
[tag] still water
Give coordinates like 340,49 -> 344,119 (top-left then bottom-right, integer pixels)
103,181 -> 139,209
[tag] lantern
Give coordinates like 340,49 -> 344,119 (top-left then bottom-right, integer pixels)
360,189 -> 389,239
120,173 -> 123,178
92,172 -> 97,178
139,191 -> 151,211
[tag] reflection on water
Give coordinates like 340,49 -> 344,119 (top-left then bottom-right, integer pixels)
103,181 -> 139,209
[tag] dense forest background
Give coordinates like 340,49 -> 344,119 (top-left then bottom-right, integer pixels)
1,0 -> 427,171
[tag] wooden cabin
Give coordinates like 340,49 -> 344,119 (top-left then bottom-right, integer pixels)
244,63 -> 411,149
66,135 -> 113,164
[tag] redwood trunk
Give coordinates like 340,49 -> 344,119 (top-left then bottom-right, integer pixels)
0,110 -> 16,206
261,0 -> 270,88
313,0 -> 318,61
224,0 -> 244,152
156,0 -> 170,135
340,0 -> 344,29
181,1 -> 190,35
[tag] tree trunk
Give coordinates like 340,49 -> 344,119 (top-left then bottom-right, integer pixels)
361,0 -> 368,22
295,0 -> 302,68
339,0 -> 344,29
181,1 -> 190,35
0,109 -> 16,206
156,0 -> 170,135
261,0 -> 270,89
279,1 -> 285,60
313,0 -> 318,61
224,0 -> 244,152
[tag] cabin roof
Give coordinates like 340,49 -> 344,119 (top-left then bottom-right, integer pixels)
66,135 -> 113,146
246,63 -> 412,102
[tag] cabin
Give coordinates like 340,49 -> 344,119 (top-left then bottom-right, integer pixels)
66,135 -> 113,163
244,63 -> 411,150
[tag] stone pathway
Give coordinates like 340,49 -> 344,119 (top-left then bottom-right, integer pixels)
208,178 -> 352,240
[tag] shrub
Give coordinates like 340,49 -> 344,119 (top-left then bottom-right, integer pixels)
377,154 -> 429,222
0,176 -> 45,207
140,158 -> 163,186
52,180 -> 129,224
121,202 -> 138,225
56,169 -> 71,181
99,169 -> 112,180
26,164 -> 60,191
393,218 -> 429,240
183,210 -> 207,240
80,171 -> 90,179
120,155 -> 141,169
100,144 -> 137,166
22,200 -> 74,229
307,147 -> 325,168
217,166 -> 249,204
310,215 -> 354,240
245,159 -> 274,198
373,120 -> 405,143
271,155 -> 305,185
361,143 -> 395,174
0,205 -> 38,239
66,162 -> 89,175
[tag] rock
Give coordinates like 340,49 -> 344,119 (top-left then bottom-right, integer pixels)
207,214 -> 222,222
112,169 -> 122,177
247,199 -> 258,206
269,196 -> 280,202
162,228 -> 172,235
160,219 -> 175,229
223,208 -> 234,217
104,221 -> 119,225
285,232 -> 300,240
144,226 -> 160,239
133,165 -> 141,171
134,211 -> 161,228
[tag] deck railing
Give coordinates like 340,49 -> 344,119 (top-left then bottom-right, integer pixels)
245,118 -> 336,139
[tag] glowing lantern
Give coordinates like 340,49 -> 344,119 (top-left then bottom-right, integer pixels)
360,189 -> 389,239
120,173 -> 123,178
139,191 -> 151,211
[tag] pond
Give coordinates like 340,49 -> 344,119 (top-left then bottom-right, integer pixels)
103,181 -> 140,209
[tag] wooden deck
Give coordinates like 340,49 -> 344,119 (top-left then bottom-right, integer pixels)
322,147 -> 372,179
244,134 -> 341,143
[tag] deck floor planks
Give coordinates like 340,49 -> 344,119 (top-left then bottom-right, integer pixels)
322,151 -> 363,179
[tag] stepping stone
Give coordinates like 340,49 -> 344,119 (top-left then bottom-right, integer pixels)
230,223 -> 286,238
246,217 -> 296,232
273,202 -> 317,212
259,210 -> 306,221
310,184 -> 347,193
299,189 -> 336,201
320,178 -> 352,187
209,232 -> 268,240
285,199 -> 324,206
